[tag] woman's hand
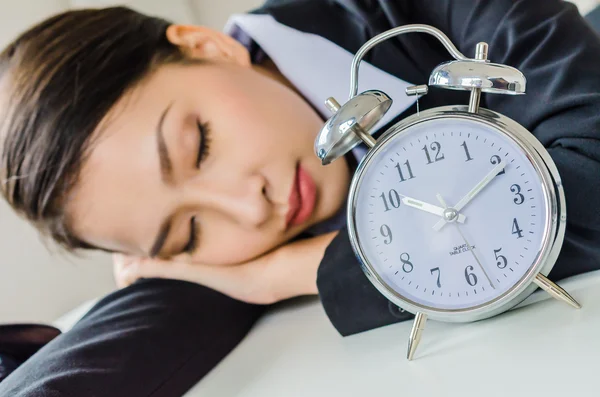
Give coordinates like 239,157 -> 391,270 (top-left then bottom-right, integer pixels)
113,230 -> 339,305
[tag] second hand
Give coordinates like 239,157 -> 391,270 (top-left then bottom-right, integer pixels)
454,224 -> 496,290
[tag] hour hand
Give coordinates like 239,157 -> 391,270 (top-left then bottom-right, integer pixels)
401,196 -> 466,223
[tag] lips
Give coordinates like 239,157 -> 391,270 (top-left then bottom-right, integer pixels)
286,163 -> 317,229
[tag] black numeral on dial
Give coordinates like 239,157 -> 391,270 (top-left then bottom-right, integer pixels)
395,160 -> 415,182
400,252 -> 414,273
422,141 -> 445,164
512,218 -> 524,238
461,140 -> 474,162
510,184 -> 524,205
380,189 -> 401,212
494,247 -> 508,269
380,224 -> 392,244
490,155 -> 506,175
430,267 -> 441,288
464,265 -> 478,286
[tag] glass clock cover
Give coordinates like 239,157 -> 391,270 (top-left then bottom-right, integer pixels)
351,117 -> 550,312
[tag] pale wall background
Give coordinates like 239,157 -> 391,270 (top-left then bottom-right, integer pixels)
0,0 -> 598,325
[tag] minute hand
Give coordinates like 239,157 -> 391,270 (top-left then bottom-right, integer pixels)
433,161 -> 505,231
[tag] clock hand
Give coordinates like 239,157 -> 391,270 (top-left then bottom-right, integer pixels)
401,196 -> 466,223
433,161 -> 505,231
437,194 -> 495,289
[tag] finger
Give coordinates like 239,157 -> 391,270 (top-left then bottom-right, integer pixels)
112,255 -> 149,288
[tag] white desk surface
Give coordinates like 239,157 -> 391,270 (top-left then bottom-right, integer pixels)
188,271 -> 600,397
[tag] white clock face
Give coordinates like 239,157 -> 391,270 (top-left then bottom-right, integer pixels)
352,117 -> 550,311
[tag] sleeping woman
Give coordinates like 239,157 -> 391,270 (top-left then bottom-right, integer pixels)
1,0 -> 600,395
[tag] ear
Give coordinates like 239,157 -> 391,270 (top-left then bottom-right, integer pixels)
166,24 -> 251,67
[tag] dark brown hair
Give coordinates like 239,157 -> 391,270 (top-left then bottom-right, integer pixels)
0,7 -> 188,250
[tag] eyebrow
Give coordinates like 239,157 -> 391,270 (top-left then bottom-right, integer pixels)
148,103 -> 175,257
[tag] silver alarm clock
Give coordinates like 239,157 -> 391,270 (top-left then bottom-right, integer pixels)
315,24 -> 581,361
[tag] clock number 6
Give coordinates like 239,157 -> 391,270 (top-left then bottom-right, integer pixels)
430,267 -> 441,288
400,252 -> 414,273
464,265 -> 478,286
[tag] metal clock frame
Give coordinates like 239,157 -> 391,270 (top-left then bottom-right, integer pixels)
346,106 -> 563,323
314,23 -> 581,360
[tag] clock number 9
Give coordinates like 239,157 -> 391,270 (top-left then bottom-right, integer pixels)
490,155 -> 506,176
464,265 -> 478,286
380,189 -> 401,212
400,252 -> 413,273
510,184 -> 524,205
380,224 -> 393,244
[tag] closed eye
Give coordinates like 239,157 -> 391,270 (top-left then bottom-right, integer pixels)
196,120 -> 211,168
183,216 -> 198,254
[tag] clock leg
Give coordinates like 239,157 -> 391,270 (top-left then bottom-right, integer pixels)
533,273 -> 582,309
407,312 -> 428,361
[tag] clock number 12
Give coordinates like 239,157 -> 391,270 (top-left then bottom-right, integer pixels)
422,141 -> 445,164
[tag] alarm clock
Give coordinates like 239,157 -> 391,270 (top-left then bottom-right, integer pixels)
315,24 -> 581,361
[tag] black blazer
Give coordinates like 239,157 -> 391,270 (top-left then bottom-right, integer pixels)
254,0 -> 600,336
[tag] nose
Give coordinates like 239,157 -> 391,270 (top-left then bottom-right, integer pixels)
189,173 -> 272,229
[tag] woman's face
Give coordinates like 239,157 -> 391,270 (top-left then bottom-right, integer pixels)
68,27 -> 350,266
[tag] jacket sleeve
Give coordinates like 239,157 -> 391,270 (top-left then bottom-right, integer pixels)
317,0 -> 600,336
0,279 -> 265,397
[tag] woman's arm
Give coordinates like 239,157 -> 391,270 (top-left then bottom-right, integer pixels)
114,231 -> 339,305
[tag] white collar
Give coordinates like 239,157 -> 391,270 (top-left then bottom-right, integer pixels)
224,13 -> 416,132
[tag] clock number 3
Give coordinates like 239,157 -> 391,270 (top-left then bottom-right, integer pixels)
510,184 -> 524,205
400,252 -> 414,273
